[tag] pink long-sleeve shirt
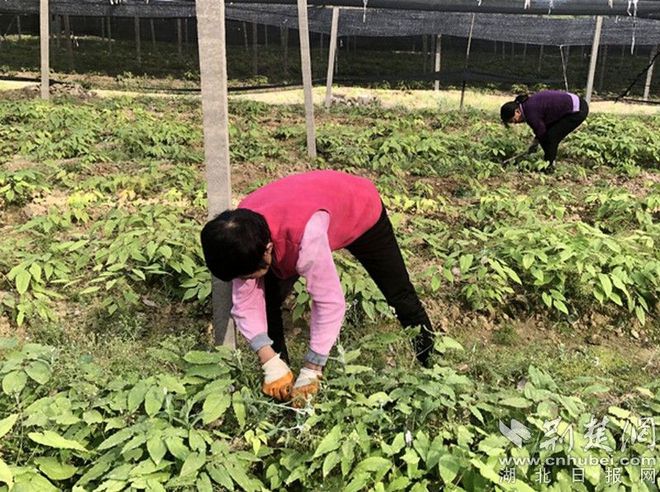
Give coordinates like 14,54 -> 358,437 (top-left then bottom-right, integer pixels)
231,211 -> 346,360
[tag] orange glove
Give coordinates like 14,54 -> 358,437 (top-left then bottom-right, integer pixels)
261,354 -> 294,401
291,367 -> 323,408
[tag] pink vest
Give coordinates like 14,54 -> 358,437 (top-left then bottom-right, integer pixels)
239,170 -> 382,279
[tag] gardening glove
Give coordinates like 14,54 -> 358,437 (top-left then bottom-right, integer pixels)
261,354 -> 294,401
291,367 -> 323,408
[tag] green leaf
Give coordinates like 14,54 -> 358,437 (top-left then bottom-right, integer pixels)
28,431 -> 88,451
98,428 -> 134,451
313,424 -> 342,458
598,273 -> 612,298
541,292 -> 553,308
499,397 -> 532,408
522,254 -> 534,270
226,462 -> 256,492
202,393 -> 230,424
206,464 -> 233,490
2,370 -> 27,395
180,452 -> 206,477
144,386 -> 165,417
147,435 -> 167,465
438,454 -> 460,484
16,269 -> 31,295
354,456 -> 392,475
0,414 -> 18,439
0,459 -> 13,490
127,381 -> 149,412
35,457 -> 79,480
165,436 -> 190,461
183,351 -> 224,364
459,254 -> 474,272
83,410 -> 104,425
232,392 -> 246,429
196,473 -> 213,492
322,451 -> 341,478
553,299 -> 569,315
25,361 -> 51,385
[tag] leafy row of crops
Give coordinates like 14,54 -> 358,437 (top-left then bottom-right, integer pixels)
1,335 -> 659,491
1,98 -> 657,329
0,95 -> 658,490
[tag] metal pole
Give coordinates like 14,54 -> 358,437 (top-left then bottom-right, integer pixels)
177,18 -> 183,55
434,34 -> 441,91
282,26 -> 289,75
150,19 -> 156,49
242,21 -> 248,50
55,15 -> 61,48
537,44 -> 544,73
585,16 -> 603,103
63,14 -> 73,72
252,22 -> 258,75
134,17 -> 142,66
107,17 -> 112,53
422,34 -> 428,72
297,0 -> 317,159
16,16 -> 22,40
643,45 -> 658,101
325,7 -> 340,108
40,0 -> 49,100
459,14 -> 476,111
598,44 -> 608,92
195,0 -> 235,348
560,46 -> 569,91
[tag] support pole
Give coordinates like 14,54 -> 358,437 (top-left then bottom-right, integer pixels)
55,15 -> 61,48
643,45 -> 658,101
434,34 -> 441,91
264,24 -> 268,48
537,44 -> 544,73
252,22 -> 258,75
585,16 -> 603,103
598,44 -> 607,92
63,14 -> 73,72
150,19 -> 156,49
100,17 -> 105,41
107,17 -> 112,53
422,34 -> 428,72
40,0 -> 49,100
297,0 -> 317,159
325,7 -> 339,108
459,14 -> 476,111
560,46 -> 569,91
282,26 -> 289,75
16,16 -> 22,40
177,18 -> 183,56
242,21 -> 248,50
195,0 -> 235,348
134,17 -> 142,66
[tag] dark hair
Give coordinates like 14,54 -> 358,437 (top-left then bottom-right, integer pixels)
200,209 -> 271,281
500,94 -> 529,126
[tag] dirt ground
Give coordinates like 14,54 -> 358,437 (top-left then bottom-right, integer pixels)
3,80 -> 659,115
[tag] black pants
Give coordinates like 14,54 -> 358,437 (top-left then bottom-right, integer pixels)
539,97 -> 589,165
265,206 -> 434,366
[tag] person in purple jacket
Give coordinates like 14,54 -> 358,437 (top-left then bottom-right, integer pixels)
500,90 -> 589,172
